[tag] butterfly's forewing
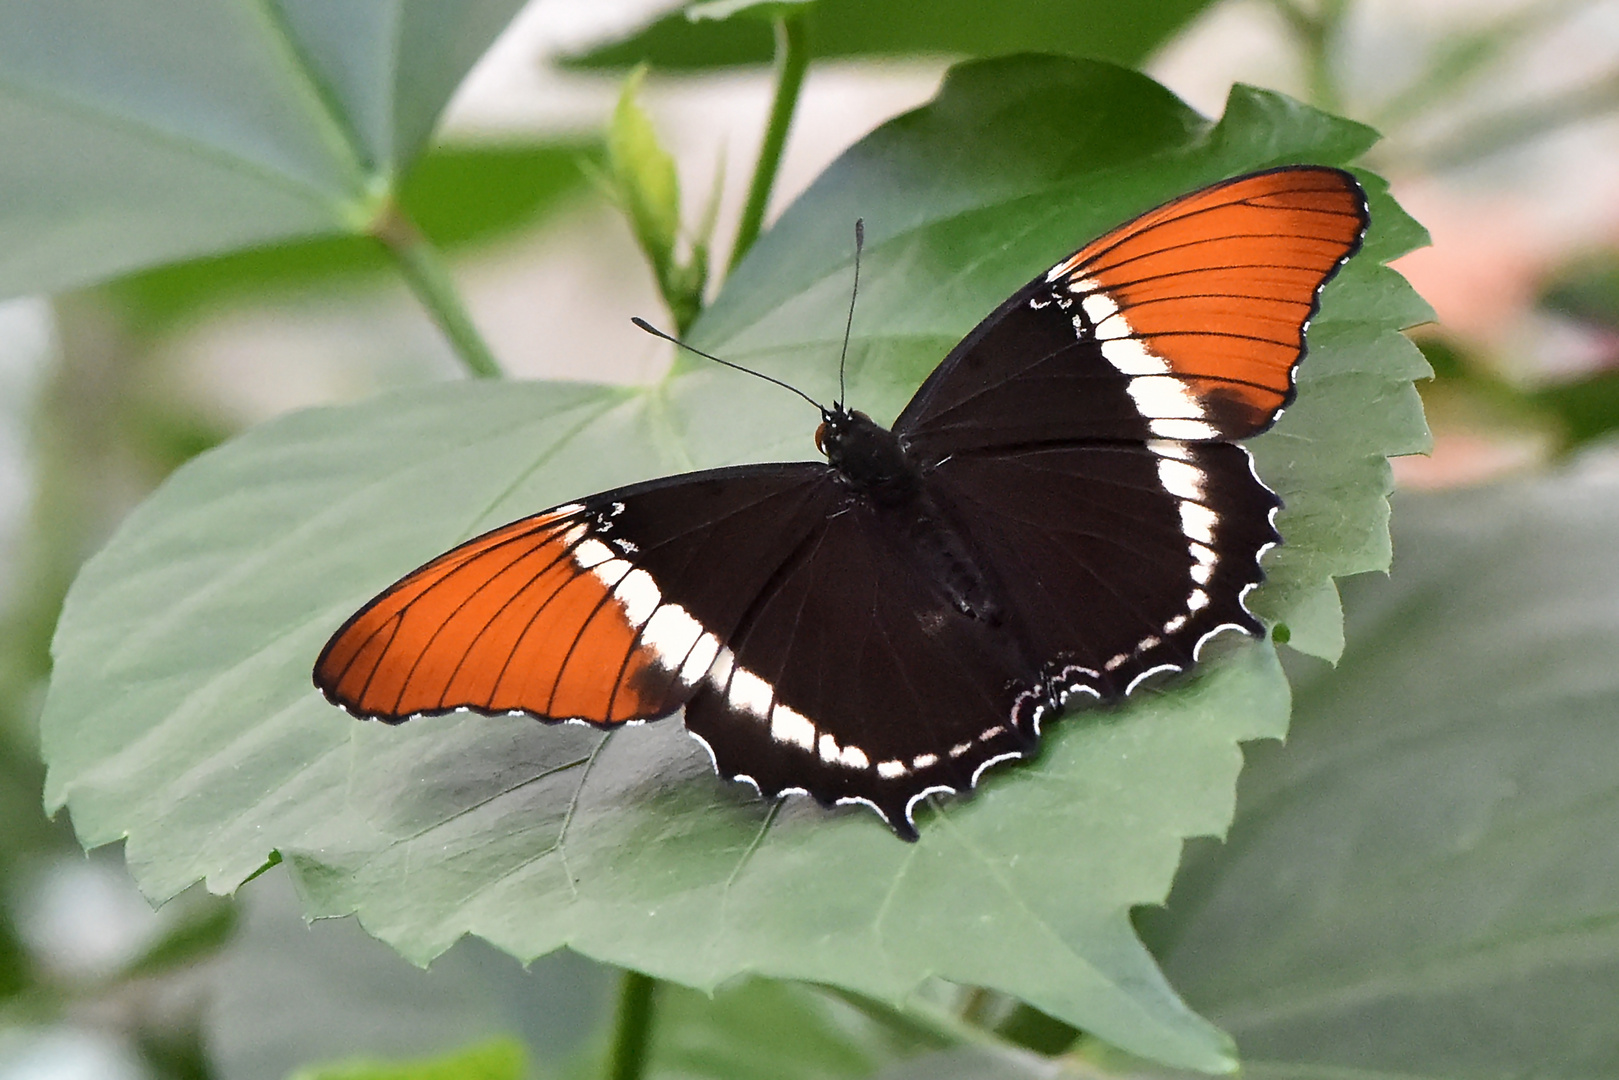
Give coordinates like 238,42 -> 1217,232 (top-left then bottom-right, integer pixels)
895,166 -> 1369,455
315,465 -> 836,726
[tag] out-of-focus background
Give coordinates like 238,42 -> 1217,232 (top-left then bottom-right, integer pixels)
0,0 -> 1615,1077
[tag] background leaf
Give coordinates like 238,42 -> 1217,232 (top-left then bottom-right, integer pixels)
566,0 -> 1216,72
1143,465 -> 1619,1079
102,141 -> 597,338
287,1038 -> 527,1080
208,872 -> 611,1080
0,0 -> 526,298
40,57 -> 1428,1074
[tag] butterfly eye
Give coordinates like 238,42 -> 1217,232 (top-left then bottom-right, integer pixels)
814,422 -> 829,455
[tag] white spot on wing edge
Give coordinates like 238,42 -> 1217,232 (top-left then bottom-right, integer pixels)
679,633 -> 722,687
1156,457 -> 1206,501
1150,418 -> 1220,439
1147,439 -> 1191,461
640,604 -> 703,670
728,667 -> 773,718
612,568 -> 661,627
1126,375 -> 1205,420
1100,336 -> 1170,376
769,701 -> 815,751
573,538 -> 616,569
1179,501 -> 1218,545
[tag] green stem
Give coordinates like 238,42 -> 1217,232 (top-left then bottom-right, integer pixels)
1270,0 -> 1346,114
728,14 -> 810,273
1412,67 -> 1619,169
607,970 -> 658,1080
372,202 -> 504,379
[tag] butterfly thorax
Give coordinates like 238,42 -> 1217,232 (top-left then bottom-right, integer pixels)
818,408 -> 919,506
819,408 -> 1002,624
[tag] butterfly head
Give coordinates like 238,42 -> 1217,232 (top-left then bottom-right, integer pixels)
816,406 -> 918,500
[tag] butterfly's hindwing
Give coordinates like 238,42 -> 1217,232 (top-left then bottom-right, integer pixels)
928,440 -> 1278,701
683,500 -> 1042,840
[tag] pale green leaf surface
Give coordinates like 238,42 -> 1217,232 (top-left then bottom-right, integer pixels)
1149,466 -> 1619,1079
41,58 -> 1426,1074
209,870 -> 612,1080
0,0 -> 525,298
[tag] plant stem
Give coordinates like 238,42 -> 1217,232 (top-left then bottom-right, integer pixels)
728,13 -> 810,273
1269,0 -> 1346,114
1413,67 -> 1619,169
372,201 -> 504,379
606,970 -> 658,1080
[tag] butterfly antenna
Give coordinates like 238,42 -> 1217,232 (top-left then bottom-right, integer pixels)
632,317 -> 827,413
837,219 -> 864,409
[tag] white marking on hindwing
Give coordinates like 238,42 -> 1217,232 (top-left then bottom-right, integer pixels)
1179,501 -> 1218,545
770,701 -> 816,751
728,667 -> 773,718
1156,457 -> 1207,501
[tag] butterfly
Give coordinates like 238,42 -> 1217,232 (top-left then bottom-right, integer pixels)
315,165 -> 1369,841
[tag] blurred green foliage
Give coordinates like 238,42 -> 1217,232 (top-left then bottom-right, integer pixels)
564,0 -> 1214,71
104,142 -> 597,338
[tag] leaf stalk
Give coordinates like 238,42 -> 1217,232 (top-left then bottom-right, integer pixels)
371,201 -> 505,380
728,13 -> 810,272
607,969 -> 658,1080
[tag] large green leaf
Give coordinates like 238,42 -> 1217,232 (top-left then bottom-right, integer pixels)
0,0 -> 526,298
208,872 -> 612,1080
41,58 -> 1428,1074
566,0 -> 1215,71
1147,469 -> 1619,1078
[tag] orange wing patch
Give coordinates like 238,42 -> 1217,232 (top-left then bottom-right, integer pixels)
1054,167 -> 1368,437
314,505 -> 716,725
